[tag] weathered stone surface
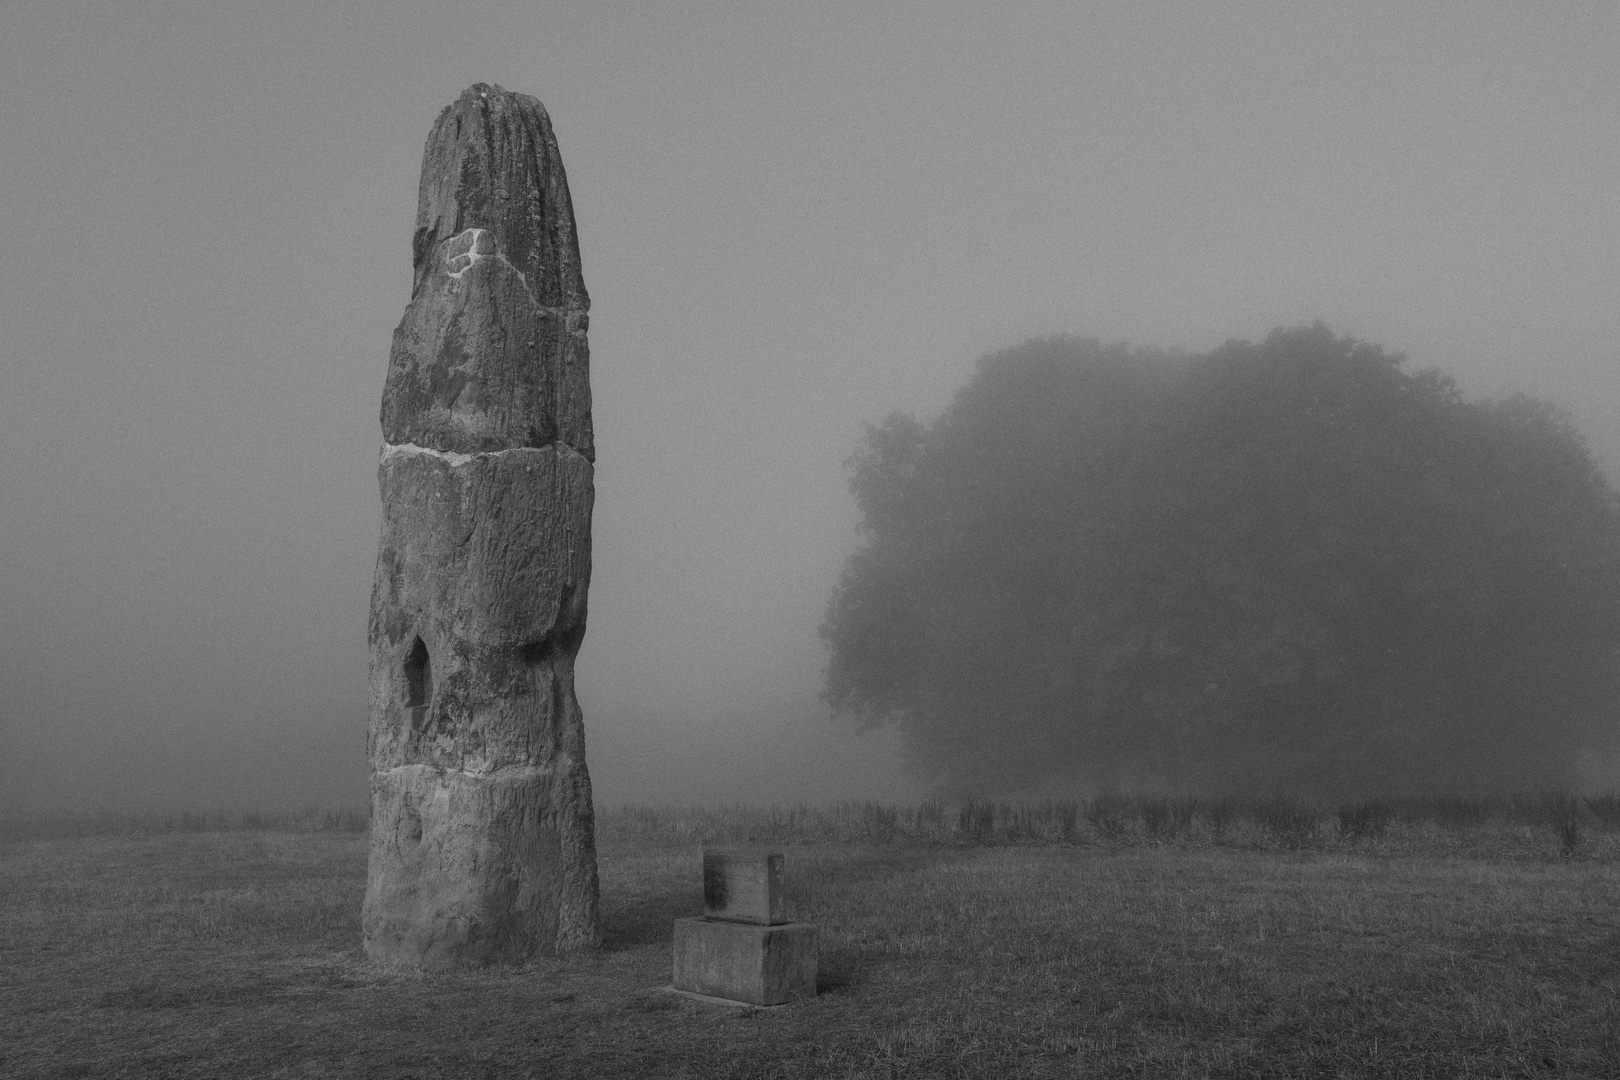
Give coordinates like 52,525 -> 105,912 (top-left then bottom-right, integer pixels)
703,849 -> 787,925
363,84 -> 600,963
672,918 -> 818,1006
380,84 -> 593,458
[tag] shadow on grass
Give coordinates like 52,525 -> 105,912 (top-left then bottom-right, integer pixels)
815,961 -> 856,996
600,889 -> 693,951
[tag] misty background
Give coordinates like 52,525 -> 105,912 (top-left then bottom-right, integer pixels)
2,1 -> 1617,811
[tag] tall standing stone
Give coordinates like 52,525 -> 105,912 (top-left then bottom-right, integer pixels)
362,84 -> 600,962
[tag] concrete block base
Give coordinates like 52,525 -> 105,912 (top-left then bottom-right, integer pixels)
671,917 -> 817,1006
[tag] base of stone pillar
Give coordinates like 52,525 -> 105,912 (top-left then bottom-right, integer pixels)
671,917 -> 818,1006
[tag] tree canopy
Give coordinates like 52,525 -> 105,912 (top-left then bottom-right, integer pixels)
822,326 -> 1620,798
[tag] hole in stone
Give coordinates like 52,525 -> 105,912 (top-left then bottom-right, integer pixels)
404,636 -> 431,728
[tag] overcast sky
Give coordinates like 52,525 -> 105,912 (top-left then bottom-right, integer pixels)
2,1 -> 1617,811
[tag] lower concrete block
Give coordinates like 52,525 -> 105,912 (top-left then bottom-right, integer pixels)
671,917 -> 817,1006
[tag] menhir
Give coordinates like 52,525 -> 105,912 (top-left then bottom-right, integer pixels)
362,83 -> 600,962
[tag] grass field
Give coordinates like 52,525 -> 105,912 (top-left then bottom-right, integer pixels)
4,799 -> 1620,1078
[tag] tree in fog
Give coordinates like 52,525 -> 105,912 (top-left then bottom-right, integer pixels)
822,326 -> 1620,798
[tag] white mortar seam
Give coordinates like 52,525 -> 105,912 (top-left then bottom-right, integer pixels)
374,762 -> 556,781
444,226 -> 545,307
445,227 -> 494,281
381,441 -> 591,466
383,442 -> 530,466
440,227 -> 589,322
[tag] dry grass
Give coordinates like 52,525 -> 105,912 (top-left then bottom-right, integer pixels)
596,794 -> 1620,867
4,805 -> 1620,1077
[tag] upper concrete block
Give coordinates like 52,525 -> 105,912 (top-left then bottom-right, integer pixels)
703,848 -> 786,925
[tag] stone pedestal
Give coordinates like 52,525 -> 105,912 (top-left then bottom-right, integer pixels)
671,918 -> 818,1006
671,848 -> 818,1005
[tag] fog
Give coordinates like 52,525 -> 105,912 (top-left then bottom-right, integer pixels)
3,2 -> 1617,811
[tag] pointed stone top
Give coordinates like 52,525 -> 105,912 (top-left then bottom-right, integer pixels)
412,83 -> 587,311
381,84 -> 594,456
